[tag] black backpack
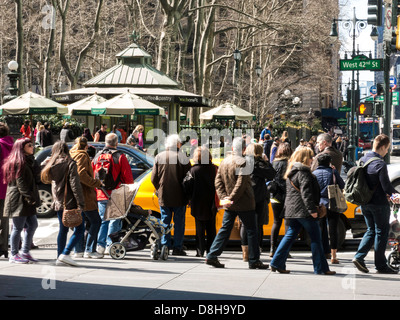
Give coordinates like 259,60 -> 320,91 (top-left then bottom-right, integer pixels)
344,157 -> 381,206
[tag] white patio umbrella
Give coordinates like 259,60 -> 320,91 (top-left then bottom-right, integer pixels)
91,90 -> 165,116
199,102 -> 255,121
0,91 -> 68,115
67,93 -> 107,116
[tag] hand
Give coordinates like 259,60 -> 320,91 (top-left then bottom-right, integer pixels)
311,212 -> 318,218
220,198 -> 233,208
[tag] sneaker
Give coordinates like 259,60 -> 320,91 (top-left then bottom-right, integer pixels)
9,254 -> 28,264
73,252 -> 84,258
104,246 -> 110,255
21,252 -> 39,263
352,258 -> 369,273
84,251 -> 104,259
57,254 -> 79,267
96,245 -> 105,255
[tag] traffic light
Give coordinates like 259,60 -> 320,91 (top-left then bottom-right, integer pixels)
367,0 -> 383,26
392,16 -> 400,51
359,101 -> 373,116
375,102 -> 383,116
377,83 -> 384,96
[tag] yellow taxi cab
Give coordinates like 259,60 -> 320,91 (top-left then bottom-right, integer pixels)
133,160 -> 365,247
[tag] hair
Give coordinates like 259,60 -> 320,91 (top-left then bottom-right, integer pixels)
44,122 -> 50,129
317,153 -> 332,167
39,125 -> 44,131
245,143 -> 263,158
83,128 -> 91,136
0,122 -> 10,138
112,124 -> 118,132
3,138 -> 32,184
74,136 -> 88,150
165,134 -> 182,149
41,141 -> 70,184
135,125 -> 144,132
284,147 -> 314,179
317,133 -> 333,146
373,134 -> 390,151
281,131 -> 288,140
105,133 -> 118,147
232,137 -> 246,155
274,142 -> 293,160
193,146 -> 212,164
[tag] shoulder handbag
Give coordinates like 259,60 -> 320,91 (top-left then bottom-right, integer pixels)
62,170 -> 82,228
327,172 -> 348,213
289,179 -> 326,218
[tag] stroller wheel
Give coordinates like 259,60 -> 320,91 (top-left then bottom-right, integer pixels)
160,245 -> 169,260
109,242 -> 126,260
387,251 -> 400,271
150,244 -> 159,260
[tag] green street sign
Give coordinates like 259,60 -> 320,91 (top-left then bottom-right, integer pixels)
338,107 -> 351,112
366,92 -> 399,104
339,55 -> 383,71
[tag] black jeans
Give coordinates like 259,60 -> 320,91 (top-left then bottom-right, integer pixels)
270,202 -> 289,249
320,209 -> 340,252
240,201 -> 266,248
195,216 -> 216,255
207,209 -> 260,264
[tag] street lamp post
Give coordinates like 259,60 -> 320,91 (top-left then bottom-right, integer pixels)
233,49 -> 241,104
330,7 -> 375,163
3,60 -> 19,104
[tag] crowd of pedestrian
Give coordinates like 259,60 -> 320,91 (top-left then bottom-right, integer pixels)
2,118 -> 400,276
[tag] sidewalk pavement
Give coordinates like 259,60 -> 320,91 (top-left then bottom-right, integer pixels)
1,246 -> 400,302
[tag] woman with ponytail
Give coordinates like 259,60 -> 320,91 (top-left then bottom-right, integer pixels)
70,137 -> 103,258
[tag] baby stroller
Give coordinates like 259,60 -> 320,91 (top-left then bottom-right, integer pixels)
102,184 -> 173,261
387,204 -> 400,271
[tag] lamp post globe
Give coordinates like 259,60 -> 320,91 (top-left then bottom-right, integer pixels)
8,60 -> 18,72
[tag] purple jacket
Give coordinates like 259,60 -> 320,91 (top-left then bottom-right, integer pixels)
0,136 -> 14,199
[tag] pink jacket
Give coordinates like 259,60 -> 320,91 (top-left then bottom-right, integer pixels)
0,136 -> 14,199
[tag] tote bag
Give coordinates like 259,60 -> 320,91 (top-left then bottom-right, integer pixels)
327,173 -> 348,213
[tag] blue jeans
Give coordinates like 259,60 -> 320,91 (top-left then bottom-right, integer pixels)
74,210 -> 102,253
354,204 -> 390,271
160,206 -> 186,249
56,210 -> 85,257
97,200 -> 122,248
207,209 -> 260,265
10,215 -> 38,256
271,218 -> 329,274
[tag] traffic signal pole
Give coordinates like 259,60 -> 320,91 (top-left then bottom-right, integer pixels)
383,40 -> 392,164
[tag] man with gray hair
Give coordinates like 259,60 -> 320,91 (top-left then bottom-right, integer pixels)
205,137 -> 268,269
311,133 -> 343,174
93,132 -> 134,255
151,133 -> 191,256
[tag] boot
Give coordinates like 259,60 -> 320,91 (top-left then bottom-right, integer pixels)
241,245 -> 249,262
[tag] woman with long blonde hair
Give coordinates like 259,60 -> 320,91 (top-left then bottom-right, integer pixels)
270,147 -> 335,275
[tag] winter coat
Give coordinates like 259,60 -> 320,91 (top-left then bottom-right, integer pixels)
271,158 -> 288,203
3,155 -> 41,218
215,153 -> 255,212
60,128 -> 74,143
151,148 -> 191,207
48,157 -> 85,212
189,164 -> 217,221
248,156 -> 276,203
313,165 -> 345,207
0,136 -> 14,199
70,145 -> 102,211
284,162 -> 320,219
